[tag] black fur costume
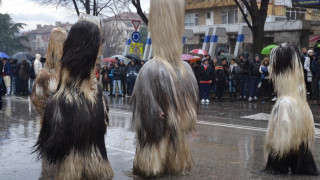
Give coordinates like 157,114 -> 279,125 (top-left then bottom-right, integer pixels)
34,21 -> 113,179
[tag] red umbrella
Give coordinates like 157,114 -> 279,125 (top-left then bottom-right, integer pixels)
309,35 -> 320,42
190,49 -> 208,55
102,58 -> 117,63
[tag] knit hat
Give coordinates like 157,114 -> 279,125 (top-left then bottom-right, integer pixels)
120,59 -> 124,62
308,50 -> 314,55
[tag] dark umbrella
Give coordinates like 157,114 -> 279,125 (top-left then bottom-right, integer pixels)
12,52 -> 34,61
125,53 -> 142,64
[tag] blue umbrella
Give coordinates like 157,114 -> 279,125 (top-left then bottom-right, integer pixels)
0,52 -> 10,59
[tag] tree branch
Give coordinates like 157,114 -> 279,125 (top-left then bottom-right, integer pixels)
72,0 -> 80,16
240,0 -> 254,17
131,0 -> 148,25
234,0 -> 253,30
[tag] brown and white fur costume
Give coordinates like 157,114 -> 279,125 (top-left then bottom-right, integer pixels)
263,44 -> 319,175
34,19 -> 113,179
31,28 -> 67,124
131,0 -> 199,178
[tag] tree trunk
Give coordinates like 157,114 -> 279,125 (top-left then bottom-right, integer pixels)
85,0 -> 90,14
251,17 -> 267,57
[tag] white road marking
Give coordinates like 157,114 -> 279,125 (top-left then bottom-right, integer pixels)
241,113 -> 270,121
109,110 -> 320,139
106,146 -> 135,155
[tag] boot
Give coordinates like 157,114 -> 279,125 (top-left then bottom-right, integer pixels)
233,93 -> 237,102
6,87 -> 10,95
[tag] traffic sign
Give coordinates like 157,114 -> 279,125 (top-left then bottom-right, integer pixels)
131,31 -> 141,43
130,43 -> 143,59
132,20 -> 141,31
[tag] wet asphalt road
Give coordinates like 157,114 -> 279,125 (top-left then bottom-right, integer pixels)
1,95 -> 320,180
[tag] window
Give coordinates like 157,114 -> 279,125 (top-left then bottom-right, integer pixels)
185,13 -> 199,26
286,8 -> 305,21
221,9 -> 238,24
207,12 -> 211,19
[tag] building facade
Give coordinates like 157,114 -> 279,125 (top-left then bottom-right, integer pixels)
22,22 -> 73,56
184,0 -> 320,56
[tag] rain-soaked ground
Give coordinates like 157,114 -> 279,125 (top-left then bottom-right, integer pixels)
2,95 -> 320,180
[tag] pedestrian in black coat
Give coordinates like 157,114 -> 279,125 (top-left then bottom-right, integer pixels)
248,55 -> 261,101
119,59 -> 127,96
100,65 -> 109,93
199,59 -> 214,103
126,60 -> 140,96
19,60 -> 30,96
215,58 -> 228,101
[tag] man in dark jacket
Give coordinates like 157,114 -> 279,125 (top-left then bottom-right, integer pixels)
126,60 -> 140,96
215,58 -> 228,101
199,59 -> 214,103
248,55 -> 261,101
112,63 -> 122,96
119,59 -> 127,97
0,60 -> 3,95
311,56 -> 320,99
239,54 -> 250,100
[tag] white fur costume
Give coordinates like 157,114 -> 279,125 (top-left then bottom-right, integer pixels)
263,44 -> 318,175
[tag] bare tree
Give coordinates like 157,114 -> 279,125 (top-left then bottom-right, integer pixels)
34,0 -> 130,16
102,23 -> 125,57
234,0 -> 270,55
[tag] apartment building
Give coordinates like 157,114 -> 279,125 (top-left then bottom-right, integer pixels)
22,22 -> 73,56
184,0 -> 320,55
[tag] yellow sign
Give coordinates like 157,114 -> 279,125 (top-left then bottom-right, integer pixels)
130,43 -> 143,59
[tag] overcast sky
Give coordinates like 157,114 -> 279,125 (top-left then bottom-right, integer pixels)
0,0 -> 150,31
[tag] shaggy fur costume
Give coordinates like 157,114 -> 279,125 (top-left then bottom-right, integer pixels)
31,28 -> 67,124
34,21 -> 113,179
263,44 -> 319,175
131,0 -> 199,178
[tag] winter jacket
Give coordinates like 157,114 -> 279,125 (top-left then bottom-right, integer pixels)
215,63 -> 228,83
113,67 -> 122,80
2,62 -> 12,76
249,60 -> 261,76
126,64 -> 139,79
101,67 -> 109,82
34,59 -> 43,76
199,64 -> 214,81
259,65 -> 270,79
10,62 -> 17,76
108,68 -> 114,80
119,64 -> 127,79
228,63 -> 241,80
30,64 -> 36,79
0,62 -> 3,77
239,59 -> 249,75
304,57 -> 313,82
19,64 -> 30,81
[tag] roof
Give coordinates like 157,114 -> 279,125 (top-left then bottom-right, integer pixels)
185,0 -> 236,10
23,22 -> 72,36
103,12 -> 148,22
